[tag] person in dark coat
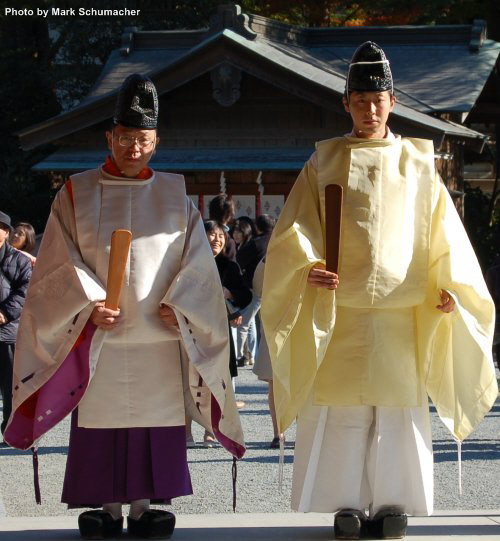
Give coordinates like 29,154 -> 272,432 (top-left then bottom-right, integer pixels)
236,215 -> 274,289
235,214 -> 275,366
0,211 -> 32,436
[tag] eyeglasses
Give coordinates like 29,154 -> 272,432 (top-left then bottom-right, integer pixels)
115,135 -> 155,148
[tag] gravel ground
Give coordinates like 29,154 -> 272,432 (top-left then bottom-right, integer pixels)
0,366 -> 498,517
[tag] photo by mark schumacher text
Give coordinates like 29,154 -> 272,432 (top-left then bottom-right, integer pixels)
4,7 -> 141,17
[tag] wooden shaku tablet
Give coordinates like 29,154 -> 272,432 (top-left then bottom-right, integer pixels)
325,184 -> 343,274
105,229 -> 132,310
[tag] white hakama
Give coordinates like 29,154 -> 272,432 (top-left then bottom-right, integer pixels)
292,392 -> 434,516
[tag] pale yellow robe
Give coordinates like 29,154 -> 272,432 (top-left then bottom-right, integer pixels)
261,135 -> 497,442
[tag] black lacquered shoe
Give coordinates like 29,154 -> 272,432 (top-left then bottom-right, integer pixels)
127,510 -> 176,539
334,508 -> 368,539
370,507 -> 408,539
78,510 -> 123,540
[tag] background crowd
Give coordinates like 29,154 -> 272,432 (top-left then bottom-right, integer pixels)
204,194 -> 279,448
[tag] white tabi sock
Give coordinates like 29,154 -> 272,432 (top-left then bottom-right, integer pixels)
129,499 -> 150,519
102,502 -> 123,520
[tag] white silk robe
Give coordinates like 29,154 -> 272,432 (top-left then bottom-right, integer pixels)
6,166 -> 245,457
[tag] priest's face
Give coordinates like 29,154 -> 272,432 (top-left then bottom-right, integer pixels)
343,91 -> 395,139
106,124 -> 158,177
207,227 -> 226,257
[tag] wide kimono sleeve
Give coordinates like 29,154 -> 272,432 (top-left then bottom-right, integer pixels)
160,200 -> 245,458
416,178 -> 498,441
5,184 -> 106,449
261,157 -> 336,433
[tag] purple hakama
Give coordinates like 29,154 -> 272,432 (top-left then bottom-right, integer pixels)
62,410 -> 192,507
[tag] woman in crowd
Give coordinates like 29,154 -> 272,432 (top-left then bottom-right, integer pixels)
208,194 -> 237,261
10,222 -> 36,265
232,219 -> 253,251
236,216 -> 257,237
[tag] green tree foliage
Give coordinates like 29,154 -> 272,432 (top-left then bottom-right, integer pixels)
240,0 -> 500,38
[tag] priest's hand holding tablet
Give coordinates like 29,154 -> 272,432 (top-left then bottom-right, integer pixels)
90,301 -> 121,330
307,264 -> 339,290
159,303 -> 179,328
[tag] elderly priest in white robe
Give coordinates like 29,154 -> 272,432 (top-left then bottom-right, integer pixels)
261,42 -> 497,540
5,74 -> 245,540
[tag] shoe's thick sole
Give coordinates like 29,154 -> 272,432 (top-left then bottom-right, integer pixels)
78,511 -> 123,540
335,514 -> 362,539
334,509 -> 369,540
370,513 -> 408,539
127,510 -> 175,539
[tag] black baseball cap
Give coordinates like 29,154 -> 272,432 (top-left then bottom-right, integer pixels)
0,211 -> 13,232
